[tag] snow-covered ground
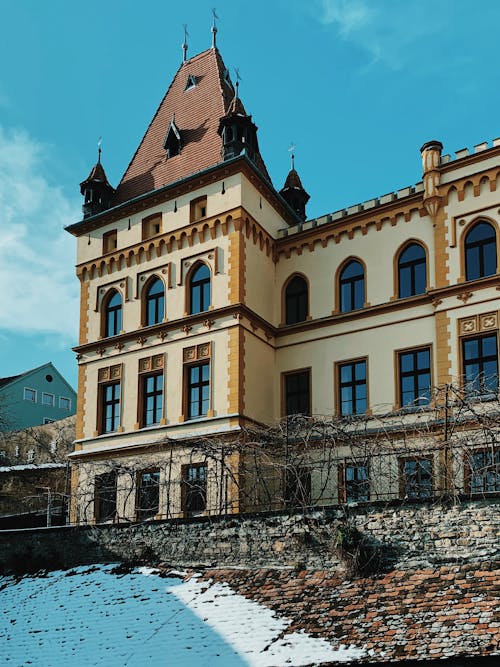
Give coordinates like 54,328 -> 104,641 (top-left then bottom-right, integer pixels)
0,564 -> 366,666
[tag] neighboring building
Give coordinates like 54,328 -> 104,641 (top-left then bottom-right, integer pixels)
66,34 -> 500,524
0,415 -> 75,527
0,363 -> 76,432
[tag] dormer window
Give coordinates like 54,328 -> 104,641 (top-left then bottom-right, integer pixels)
163,117 -> 182,158
185,74 -> 197,90
142,213 -> 162,240
190,196 -> 207,222
103,229 -> 118,254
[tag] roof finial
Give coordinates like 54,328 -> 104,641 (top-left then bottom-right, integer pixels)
211,8 -> 218,48
288,142 -> 296,170
234,67 -> 242,99
182,24 -> 189,63
97,136 -> 103,163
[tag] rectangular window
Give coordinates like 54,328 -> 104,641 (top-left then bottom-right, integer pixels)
101,382 -> 120,434
284,369 -> 311,416
182,463 -> 207,516
23,387 -> 37,402
136,469 -> 160,520
462,333 -> 498,397
141,373 -> 163,426
59,397 -> 72,410
43,418 -> 55,425
95,471 -> 117,522
42,392 -> 55,407
398,347 -> 431,407
467,448 -> 500,495
103,229 -> 118,254
187,362 -> 210,420
338,359 -> 367,415
190,195 -> 207,222
339,463 -> 370,503
142,213 -> 162,240
400,457 -> 433,499
284,466 -> 311,507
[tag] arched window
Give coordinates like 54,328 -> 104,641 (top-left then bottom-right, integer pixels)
104,290 -> 122,337
465,221 -> 497,280
398,243 -> 426,298
339,260 -> 364,312
189,263 -> 211,315
285,275 -> 308,325
145,278 -> 165,326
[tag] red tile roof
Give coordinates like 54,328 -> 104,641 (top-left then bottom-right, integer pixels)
114,48 -> 269,204
198,564 -> 500,664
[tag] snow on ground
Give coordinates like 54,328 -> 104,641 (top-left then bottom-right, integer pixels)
0,564 -> 366,667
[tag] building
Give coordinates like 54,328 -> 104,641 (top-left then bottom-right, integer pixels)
0,362 -> 76,432
66,35 -> 500,524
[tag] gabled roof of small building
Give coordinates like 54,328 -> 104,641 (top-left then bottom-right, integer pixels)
114,48 -> 271,205
0,362 -> 76,395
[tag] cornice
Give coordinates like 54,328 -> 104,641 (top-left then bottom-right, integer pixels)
440,144 -> 500,175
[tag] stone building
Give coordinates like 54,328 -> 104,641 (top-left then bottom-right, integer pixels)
66,35 -> 500,523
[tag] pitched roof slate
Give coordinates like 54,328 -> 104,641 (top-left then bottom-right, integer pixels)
115,48 -> 236,204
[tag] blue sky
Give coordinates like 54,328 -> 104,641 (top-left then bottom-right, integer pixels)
0,0 -> 499,389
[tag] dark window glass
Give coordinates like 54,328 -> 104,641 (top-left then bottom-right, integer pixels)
137,470 -> 160,520
465,221 -> 497,281
145,278 -> 165,326
338,360 -> 367,415
462,334 -> 498,397
398,243 -> 426,298
285,370 -> 311,416
190,264 -> 211,315
398,348 -> 431,407
142,374 -> 163,426
468,449 -> 500,495
342,464 -> 370,502
339,260 -> 364,312
284,467 -> 311,507
105,291 -> 122,337
95,472 -> 117,522
183,464 -> 207,515
285,276 -> 308,325
102,382 -> 120,433
401,458 -> 432,498
187,362 -> 210,419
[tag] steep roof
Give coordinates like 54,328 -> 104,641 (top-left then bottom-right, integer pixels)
115,48 -> 260,204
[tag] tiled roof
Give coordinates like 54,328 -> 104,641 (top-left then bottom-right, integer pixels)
199,563 -> 500,664
81,159 -> 112,188
283,167 -> 305,191
114,48 -> 271,204
0,374 -> 21,389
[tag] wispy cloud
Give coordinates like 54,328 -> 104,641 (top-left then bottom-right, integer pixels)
0,126 -> 80,342
317,0 -> 445,70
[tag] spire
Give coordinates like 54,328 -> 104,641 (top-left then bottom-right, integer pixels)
182,24 -> 189,63
280,146 -> 310,221
80,139 -> 114,219
211,8 -> 218,48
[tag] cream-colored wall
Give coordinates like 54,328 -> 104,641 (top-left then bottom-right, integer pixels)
240,175 -> 289,237
243,235 -> 276,322
75,175 -> 242,265
243,331 -> 275,424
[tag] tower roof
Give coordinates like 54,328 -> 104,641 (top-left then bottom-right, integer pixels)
282,167 -> 305,191
114,48 -> 270,204
80,158 -> 112,190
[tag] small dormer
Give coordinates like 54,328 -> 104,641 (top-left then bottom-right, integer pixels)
164,115 -> 182,158
185,74 -> 197,90
218,95 -> 258,163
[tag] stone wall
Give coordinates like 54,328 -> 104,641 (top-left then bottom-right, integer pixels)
0,498 -> 498,574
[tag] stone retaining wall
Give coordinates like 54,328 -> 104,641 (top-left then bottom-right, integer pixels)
0,499 -> 498,574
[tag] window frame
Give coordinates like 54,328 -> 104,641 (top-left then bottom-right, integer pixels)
190,195 -> 207,223
396,344 -> 432,409
102,229 -> 118,254
283,466 -> 312,508
337,258 -> 366,313
282,368 -> 312,417
399,456 -> 433,500
336,357 -> 368,416
181,462 -> 208,517
464,447 -> 500,496
59,396 -> 71,410
140,372 -> 164,427
99,381 -> 121,434
185,361 -> 211,421
283,273 -> 309,326
188,262 -> 211,315
94,471 -> 117,523
143,276 -> 165,327
141,213 -> 163,241
136,468 -> 161,520
23,387 -> 37,403
42,392 -> 55,407
338,462 -> 370,503
397,241 -> 427,299
461,332 -> 499,399
103,289 -> 123,338
463,219 -> 497,282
